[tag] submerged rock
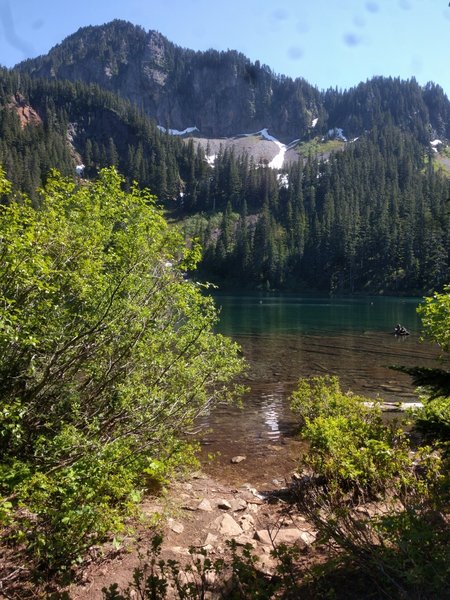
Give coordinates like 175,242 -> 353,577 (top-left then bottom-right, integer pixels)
231,455 -> 246,464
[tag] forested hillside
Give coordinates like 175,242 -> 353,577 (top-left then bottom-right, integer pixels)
2,20 -> 450,294
16,20 -> 324,140
0,68 -> 194,202
188,126 -> 450,293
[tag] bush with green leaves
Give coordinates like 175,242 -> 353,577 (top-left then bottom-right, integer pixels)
414,396 -> 450,447
409,287 -> 450,452
291,375 -> 412,500
0,167 -> 244,571
290,375 -> 448,598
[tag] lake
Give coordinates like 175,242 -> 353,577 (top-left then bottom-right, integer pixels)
198,294 -> 441,486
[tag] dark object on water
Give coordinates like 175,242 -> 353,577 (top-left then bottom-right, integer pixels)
394,323 -> 410,336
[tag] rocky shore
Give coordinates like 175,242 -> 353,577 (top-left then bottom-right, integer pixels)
67,470 -> 317,598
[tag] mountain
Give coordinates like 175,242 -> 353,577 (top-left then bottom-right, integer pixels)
16,20 -> 450,147
4,21 -> 450,294
15,20 -> 323,141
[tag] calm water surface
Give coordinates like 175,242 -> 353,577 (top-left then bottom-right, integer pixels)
198,294 -> 441,485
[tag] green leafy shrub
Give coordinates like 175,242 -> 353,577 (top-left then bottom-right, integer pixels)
414,396 -> 450,447
0,167 -> 245,572
291,376 -> 411,499
291,374 -> 357,422
372,507 -> 450,597
289,375 -> 448,599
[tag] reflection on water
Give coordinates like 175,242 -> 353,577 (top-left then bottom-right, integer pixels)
198,294 -> 442,485
198,382 -> 297,452
198,379 -> 304,486
262,391 -> 282,439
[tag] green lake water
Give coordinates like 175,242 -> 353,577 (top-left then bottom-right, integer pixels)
215,293 -> 423,336
199,294 -> 441,486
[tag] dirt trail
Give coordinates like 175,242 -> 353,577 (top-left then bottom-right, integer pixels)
67,469 -> 316,599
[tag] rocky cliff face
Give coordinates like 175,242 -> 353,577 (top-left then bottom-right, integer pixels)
16,20 -> 324,141
16,20 -> 450,144
7,93 -> 42,128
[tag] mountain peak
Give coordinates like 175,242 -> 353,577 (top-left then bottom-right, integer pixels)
15,20 -> 450,142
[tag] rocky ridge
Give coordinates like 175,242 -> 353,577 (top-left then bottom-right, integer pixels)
16,20 -> 450,147
15,20 -> 324,141
7,93 -> 42,128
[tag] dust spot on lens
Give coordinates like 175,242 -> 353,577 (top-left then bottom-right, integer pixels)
398,0 -> 412,9
343,33 -> 362,47
271,9 -> 289,22
365,1 -> 379,13
288,46 -> 304,60
32,18 -> 44,30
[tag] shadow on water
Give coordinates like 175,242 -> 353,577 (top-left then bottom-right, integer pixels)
198,294 -> 442,485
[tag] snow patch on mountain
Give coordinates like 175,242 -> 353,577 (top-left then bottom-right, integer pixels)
258,127 -> 278,143
158,125 -> 199,136
277,173 -> 289,188
238,128 -> 288,169
269,142 -> 286,169
430,139 -> 443,146
257,129 -> 288,169
430,139 -> 444,153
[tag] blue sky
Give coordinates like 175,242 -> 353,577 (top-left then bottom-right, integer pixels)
0,0 -> 449,96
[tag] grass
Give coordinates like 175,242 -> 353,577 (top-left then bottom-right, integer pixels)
423,148 -> 450,178
294,137 -> 345,159
440,144 -> 450,159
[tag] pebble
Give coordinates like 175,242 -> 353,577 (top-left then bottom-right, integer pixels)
197,498 -> 213,512
168,518 -> 184,534
218,514 -> 244,537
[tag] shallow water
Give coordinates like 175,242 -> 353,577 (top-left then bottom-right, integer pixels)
198,294 -> 442,485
